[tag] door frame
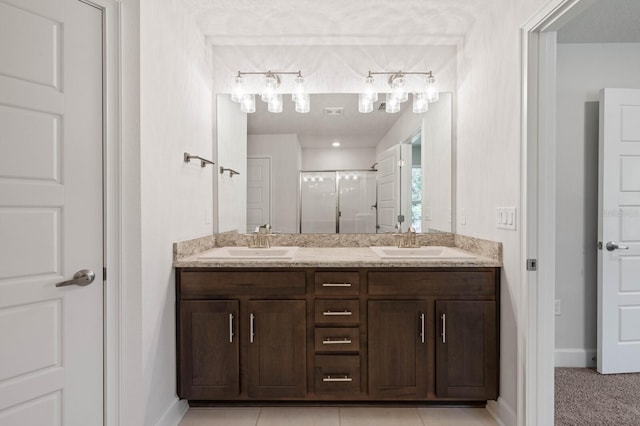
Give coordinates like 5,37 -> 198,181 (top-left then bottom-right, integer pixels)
82,0 -> 125,424
520,0 -> 597,424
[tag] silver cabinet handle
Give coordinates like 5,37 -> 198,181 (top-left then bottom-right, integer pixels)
322,338 -> 352,345
322,283 -> 351,287
56,269 -> 95,287
322,310 -> 352,316
250,313 -> 255,343
229,313 -> 234,343
606,241 -> 630,251
323,375 -> 352,382
441,313 -> 446,344
420,313 -> 425,343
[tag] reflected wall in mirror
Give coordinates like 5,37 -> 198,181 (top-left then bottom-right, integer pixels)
219,92 -> 453,234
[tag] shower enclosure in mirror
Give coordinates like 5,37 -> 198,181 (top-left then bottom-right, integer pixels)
300,170 -> 377,233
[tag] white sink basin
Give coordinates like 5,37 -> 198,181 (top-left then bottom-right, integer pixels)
198,246 -> 299,260
370,246 -> 476,259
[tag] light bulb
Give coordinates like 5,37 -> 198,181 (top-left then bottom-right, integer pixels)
268,93 -> 283,113
426,75 -> 439,103
240,94 -> 255,113
261,74 -> 279,103
385,92 -> 400,113
358,93 -> 373,113
292,75 -> 305,103
412,92 -> 429,114
295,93 -> 310,113
391,74 -> 408,103
231,75 -> 245,103
364,75 -> 378,103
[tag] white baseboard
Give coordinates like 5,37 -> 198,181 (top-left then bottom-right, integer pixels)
155,397 -> 189,426
486,397 -> 516,426
555,349 -> 596,367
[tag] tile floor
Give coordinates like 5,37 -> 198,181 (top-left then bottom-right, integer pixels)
180,406 -> 499,426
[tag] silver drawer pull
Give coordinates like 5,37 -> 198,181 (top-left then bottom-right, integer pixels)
322,282 -> 352,287
322,310 -> 352,316
323,375 -> 352,382
322,338 -> 352,345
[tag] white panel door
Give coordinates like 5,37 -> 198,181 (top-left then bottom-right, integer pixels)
598,88 -> 640,374
376,145 -> 400,233
247,157 -> 271,233
0,0 -> 104,424
399,143 -> 413,232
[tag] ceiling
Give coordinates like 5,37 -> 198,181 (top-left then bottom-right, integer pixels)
558,0 -> 640,43
247,93 -> 408,149
182,0 -> 485,44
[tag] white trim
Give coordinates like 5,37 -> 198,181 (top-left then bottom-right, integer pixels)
154,398 -> 189,426
487,398 -> 516,426
520,1 -> 589,425
93,0 -> 122,425
555,349 -> 597,368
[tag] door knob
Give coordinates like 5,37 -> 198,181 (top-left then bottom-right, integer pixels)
606,242 -> 629,252
56,269 -> 96,287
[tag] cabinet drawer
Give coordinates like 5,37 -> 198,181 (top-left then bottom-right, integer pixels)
368,270 -> 496,297
314,272 -> 360,296
315,355 -> 360,394
315,327 -> 359,353
180,271 -> 306,298
314,300 -> 360,326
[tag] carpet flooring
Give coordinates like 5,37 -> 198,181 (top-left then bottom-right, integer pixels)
555,368 -> 640,425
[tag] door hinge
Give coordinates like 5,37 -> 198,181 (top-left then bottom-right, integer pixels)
527,259 -> 537,271
397,215 -> 405,223
597,241 -> 603,250
103,267 -> 107,281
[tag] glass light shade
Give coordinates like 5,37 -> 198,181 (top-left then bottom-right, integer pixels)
358,93 -> 373,113
292,75 -> 305,102
385,92 -> 400,113
295,93 -> 310,113
364,76 -> 378,103
390,75 -> 408,103
240,94 -> 255,113
412,92 -> 429,113
261,74 -> 279,102
268,93 -> 283,113
231,76 -> 245,103
426,75 -> 439,103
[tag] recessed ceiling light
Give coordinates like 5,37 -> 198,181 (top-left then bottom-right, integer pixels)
332,142 -> 341,147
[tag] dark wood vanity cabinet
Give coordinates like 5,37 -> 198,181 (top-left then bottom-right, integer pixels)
435,300 -> 497,399
368,300 -> 428,399
176,266 -> 499,403
247,300 -> 307,398
178,300 -> 239,399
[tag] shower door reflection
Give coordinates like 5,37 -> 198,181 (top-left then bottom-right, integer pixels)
300,170 -> 377,233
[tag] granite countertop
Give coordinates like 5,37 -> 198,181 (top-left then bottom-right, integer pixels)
173,235 -> 502,268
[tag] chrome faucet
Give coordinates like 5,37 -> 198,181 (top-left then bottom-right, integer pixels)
250,224 -> 272,248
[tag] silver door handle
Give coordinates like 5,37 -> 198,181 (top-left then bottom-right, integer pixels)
441,313 -> 446,343
606,241 -> 629,251
420,313 -> 425,343
56,269 -> 95,287
250,313 -> 255,343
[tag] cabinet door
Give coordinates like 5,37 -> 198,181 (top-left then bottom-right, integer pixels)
435,301 -> 497,400
368,300 -> 428,399
247,300 -> 307,398
178,300 -> 239,399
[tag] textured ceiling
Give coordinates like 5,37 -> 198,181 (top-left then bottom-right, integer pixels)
182,0 -> 484,44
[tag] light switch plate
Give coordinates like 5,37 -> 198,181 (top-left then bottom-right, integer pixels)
496,207 -> 517,230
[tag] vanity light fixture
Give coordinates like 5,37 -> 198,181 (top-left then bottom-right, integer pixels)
359,71 -> 438,114
230,70 -> 309,113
